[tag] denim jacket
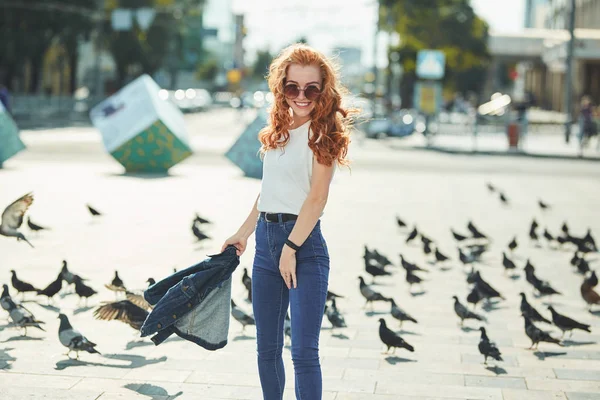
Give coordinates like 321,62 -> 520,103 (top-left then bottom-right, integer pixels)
140,245 -> 240,350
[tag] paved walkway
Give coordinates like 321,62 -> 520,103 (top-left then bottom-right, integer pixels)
0,110 -> 599,399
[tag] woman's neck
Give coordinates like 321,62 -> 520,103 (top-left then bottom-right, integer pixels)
290,115 -> 310,130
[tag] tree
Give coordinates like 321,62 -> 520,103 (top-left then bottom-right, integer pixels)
379,0 -> 490,107
252,49 -> 272,80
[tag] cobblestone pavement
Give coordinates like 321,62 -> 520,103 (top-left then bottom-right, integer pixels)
0,109 -> 599,399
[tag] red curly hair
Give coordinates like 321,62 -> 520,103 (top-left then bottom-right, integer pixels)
258,43 -> 354,167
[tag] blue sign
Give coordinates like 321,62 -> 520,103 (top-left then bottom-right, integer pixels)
416,50 -> 446,80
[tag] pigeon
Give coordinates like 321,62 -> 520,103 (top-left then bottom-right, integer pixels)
523,315 -> 561,349
508,237 -> 518,252
86,204 -> 102,217
453,296 -> 486,325
405,226 -> 418,244
434,248 -> 449,264
470,271 -> 504,301
358,276 -> 389,308
451,229 -> 468,242
284,312 -> 292,345
538,200 -> 550,211
586,271 -> 598,288
365,260 -> 391,282
5,297 -> 45,335
529,220 -> 539,243
36,273 -> 63,304
584,229 -> 597,252
400,255 -> 428,273
467,221 -> 488,240
242,268 -> 252,302
570,252 -> 581,267
105,270 -> 126,292
499,192 -> 509,205
123,278 -> 155,310
194,213 -> 212,225
557,235 -> 568,247
371,249 -> 393,267
543,228 -> 555,245
467,287 -> 483,309
58,314 -> 100,359
192,224 -> 211,242
458,248 -> 475,266
27,217 -> 49,232
73,275 -> 97,305
60,260 -> 78,287
324,298 -> 347,330
94,300 -> 149,331
524,261 -> 561,297
502,252 -> 517,273
388,299 -> 418,328
378,318 -> 414,354
405,269 -> 423,290
576,257 -> 591,275
486,182 -> 496,192
231,299 -> 255,332
0,193 -> 35,247
396,216 -> 407,228
0,284 -> 13,312
581,277 -> 600,310
423,241 -> 432,256
468,244 -> 489,260
519,293 -> 551,324
10,270 -> 40,298
420,234 -> 433,247
548,306 -> 591,337
561,222 -> 569,236
326,290 -> 344,301
478,327 -> 502,365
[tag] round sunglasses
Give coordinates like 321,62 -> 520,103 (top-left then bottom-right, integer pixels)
283,83 -> 321,101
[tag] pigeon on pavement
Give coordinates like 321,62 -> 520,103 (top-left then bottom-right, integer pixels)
581,276 -> 600,311
508,237 -> 518,252
0,193 -> 35,248
519,293 -> 551,324
105,271 -> 126,293
478,327 -> 503,365
406,226 -> 418,244
86,204 -> 102,217
358,276 -> 389,308
36,273 -> 63,304
547,306 -> 591,338
523,315 -> 562,349
73,275 -> 97,305
58,313 -> 100,359
396,216 -> 407,228
502,252 -> 517,273
324,298 -> 347,331
5,297 -> 45,335
27,217 -> 49,233
231,299 -> 255,333
453,296 -> 486,325
242,268 -> 252,302
10,270 -> 40,298
400,255 -> 429,273
94,300 -> 149,331
451,229 -> 469,242
194,213 -> 212,225
378,318 -> 414,354
388,299 -> 418,328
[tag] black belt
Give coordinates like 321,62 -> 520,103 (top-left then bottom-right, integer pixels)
261,212 -> 298,223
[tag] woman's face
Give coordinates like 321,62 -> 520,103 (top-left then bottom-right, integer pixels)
284,64 -> 322,121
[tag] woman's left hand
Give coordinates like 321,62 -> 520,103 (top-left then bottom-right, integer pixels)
279,247 -> 297,289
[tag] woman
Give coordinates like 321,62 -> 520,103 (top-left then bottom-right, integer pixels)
221,43 -> 353,399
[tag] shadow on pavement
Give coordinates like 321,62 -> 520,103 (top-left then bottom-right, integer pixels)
125,383 -> 183,399
106,171 -> 174,180
562,339 -> 596,347
125,340 -> 154,350
364,311 -> 388,317
486,365 -> 507,375
73,306 -> 94,315
410,291 -> 427,297
2,336 -> 43,343
0,348 -> 16,369
331,333 -> 350,340
232,334 -> 255,341
55,354 -> 167,370
533,351 -> 567,360
394,329 -> 421,336
38,304 -> 61,313
384,356 -> 416,365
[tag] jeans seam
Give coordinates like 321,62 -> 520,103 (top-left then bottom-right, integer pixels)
275,278 -> 284,398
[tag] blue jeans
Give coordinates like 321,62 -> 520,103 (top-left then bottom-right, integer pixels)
252,213 -> 330,400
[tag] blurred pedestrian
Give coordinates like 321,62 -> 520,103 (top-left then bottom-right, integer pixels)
221,43 -> 353,400
578,95 -> 596,155
0,84 -> 11,114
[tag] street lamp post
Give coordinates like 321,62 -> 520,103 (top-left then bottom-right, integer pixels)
564,0 -> 576,143
94,0 -> 105,100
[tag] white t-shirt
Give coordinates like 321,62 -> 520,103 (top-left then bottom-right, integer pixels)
257,120 -> 315,215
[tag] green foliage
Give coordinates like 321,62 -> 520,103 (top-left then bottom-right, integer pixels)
252,50 -> 272,80
380,0 -> 490,106
195,57 -> 218,81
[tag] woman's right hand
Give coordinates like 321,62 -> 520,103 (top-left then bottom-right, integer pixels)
221,233 -> 248,256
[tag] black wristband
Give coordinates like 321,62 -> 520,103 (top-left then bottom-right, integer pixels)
285,238 -> 301,251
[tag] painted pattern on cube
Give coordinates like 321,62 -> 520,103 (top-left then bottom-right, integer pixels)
111,119 -> 192,173
0,110 -> 25,165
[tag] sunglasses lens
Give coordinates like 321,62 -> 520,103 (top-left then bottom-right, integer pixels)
284,85 -> 300,99
305,85 -> 321,101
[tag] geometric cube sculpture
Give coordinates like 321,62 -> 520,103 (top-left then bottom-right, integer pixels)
225,109 -> 267,179
90,74 -> 192,173
0,102 -> 25,167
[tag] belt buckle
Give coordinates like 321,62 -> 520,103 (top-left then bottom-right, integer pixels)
265,212 -> 276,222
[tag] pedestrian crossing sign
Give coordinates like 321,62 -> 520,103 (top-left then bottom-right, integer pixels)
416,50 -> 446,80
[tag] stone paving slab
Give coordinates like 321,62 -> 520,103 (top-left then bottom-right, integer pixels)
1,115 -> 600,399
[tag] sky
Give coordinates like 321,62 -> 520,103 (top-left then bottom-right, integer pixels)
229,0 -> 526,66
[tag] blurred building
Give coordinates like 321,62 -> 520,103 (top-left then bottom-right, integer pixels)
524,0 -> 549,29
332,46 -> 364,92
200,0 -> 236,89
486,0 -> 600,113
